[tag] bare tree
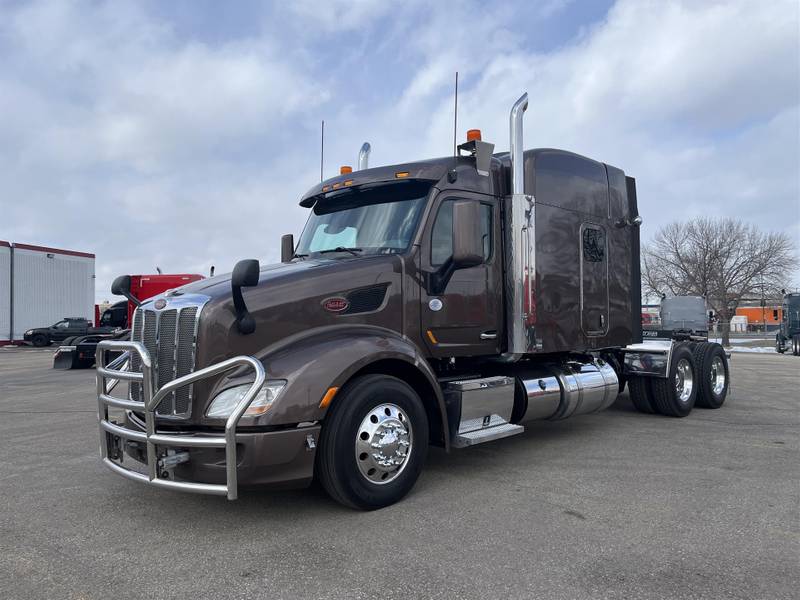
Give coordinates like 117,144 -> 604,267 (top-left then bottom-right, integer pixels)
642,218 -> 796,346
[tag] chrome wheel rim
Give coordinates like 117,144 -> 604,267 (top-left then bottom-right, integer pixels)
710,356 -> 726,395
355,403 -> 412,485
674,358 -> 694,403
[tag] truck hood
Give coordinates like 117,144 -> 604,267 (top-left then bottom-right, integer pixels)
171,255 -> 405,371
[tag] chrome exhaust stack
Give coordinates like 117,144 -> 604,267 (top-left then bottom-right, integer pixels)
358,142 -> 371,170
502,92 -> 536,359
509,93 -> 528,194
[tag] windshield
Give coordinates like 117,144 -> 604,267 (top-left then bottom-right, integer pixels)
295,182 -> 430,257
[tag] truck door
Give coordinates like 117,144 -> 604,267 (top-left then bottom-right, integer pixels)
580,223 -> 609,336
420,193 -> 503,357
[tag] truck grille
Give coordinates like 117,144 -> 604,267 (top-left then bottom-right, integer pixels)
129,302 -> 202,417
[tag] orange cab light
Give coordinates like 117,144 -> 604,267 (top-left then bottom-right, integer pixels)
340,165 -> 353,174
332,182 -> 341,189
426,329 -> 438,344
467,129 -> 482,141
322,185 -> 330,192
319,387 -> 339,409
344,179 -> 354,186
395,171 -> 410,178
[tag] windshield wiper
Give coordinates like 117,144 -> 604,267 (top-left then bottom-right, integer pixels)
318,247 -> 362,256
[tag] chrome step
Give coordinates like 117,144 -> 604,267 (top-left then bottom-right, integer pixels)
452,422 -> 524,448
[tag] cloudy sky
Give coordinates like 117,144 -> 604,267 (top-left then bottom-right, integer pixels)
1,0 -> 798,301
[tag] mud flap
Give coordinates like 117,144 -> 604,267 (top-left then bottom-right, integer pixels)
53,346 -> 79,369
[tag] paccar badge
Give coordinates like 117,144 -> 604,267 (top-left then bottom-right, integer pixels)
322,297 -> 349,313
154,299 -> 167,310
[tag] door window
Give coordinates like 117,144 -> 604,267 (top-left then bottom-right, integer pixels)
431,200 -> 493,266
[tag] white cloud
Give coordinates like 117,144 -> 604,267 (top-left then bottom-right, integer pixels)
1,0 -> 798,299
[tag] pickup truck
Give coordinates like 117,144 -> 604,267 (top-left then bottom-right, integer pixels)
24,318 -> 116,347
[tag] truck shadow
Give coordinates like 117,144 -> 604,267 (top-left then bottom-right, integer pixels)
123,392 -> 642,520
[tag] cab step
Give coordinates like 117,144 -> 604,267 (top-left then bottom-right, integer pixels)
444,376 -> 525,448
453,421 -> 524,448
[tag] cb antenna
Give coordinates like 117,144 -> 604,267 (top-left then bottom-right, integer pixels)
452,71 -> 458,157
320,120 -> 325,182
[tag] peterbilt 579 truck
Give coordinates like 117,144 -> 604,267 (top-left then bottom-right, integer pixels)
96,93 -> 730,509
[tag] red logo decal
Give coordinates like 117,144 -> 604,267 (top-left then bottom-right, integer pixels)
323,297 -> 349,313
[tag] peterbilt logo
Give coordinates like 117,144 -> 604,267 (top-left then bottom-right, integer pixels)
154,299 -> 167,310
322,297 -> 349,313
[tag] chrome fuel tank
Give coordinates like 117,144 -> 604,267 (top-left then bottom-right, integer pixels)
514,359 -> 619,423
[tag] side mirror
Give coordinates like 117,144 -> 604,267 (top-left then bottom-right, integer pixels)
231,259 -> 260,288
281,234 -> 294,263
231,259 -> 260,335
111,275 -> 141,307
452,201 -> 484,269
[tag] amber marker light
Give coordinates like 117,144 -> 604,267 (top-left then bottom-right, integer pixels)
466,129 -> 482,141
395,171 -> 410,178
426,330 -> 438,344
319,387 -> 339,409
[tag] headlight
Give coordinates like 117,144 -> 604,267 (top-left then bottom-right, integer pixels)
25,330 -> 33,336
205,381 -> 286,419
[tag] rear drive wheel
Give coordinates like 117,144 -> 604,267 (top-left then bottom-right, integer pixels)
693,343 -> 729,409
316,374 -> 429,510
794,335 -> 800,356
628,376 -> 655,414
776,336 -> 785,354
650,344 -> 697,417
31,333 -> 49,347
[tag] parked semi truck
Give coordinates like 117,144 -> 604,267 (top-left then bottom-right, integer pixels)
96,93 -> 730,509
775,290 -> 800,355
54,273 -> 203,369
643,296 -> 709,341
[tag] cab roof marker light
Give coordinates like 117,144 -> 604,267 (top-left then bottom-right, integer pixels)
467,129 -> 482,141
395,171 -> 410,178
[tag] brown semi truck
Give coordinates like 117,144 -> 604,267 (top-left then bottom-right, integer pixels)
96,93 -> 730,509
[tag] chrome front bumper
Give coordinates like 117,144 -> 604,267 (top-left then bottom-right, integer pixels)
96,340 -> 265,500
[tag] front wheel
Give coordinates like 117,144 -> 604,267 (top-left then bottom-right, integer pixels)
316,374 -> 429,510
31,334 -> 49,347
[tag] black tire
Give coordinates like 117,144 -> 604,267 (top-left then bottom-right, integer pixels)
61,336 -> 77,346
776,336 -> 785,354
316,374 -> 429,510
650,343 -> 698,417
628,376 -> 655,414
693,342 -> 729,409
794,335 -> 800,356
31,333 -> 49,347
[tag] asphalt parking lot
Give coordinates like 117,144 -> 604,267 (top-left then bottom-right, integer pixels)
1,348 -> 797,599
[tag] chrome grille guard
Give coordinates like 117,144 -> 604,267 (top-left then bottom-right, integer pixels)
96,340 -> 266,500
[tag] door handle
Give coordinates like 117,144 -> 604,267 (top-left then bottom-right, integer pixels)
480,330 -> 497,340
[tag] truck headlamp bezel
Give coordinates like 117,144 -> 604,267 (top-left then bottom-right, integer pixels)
205,380 -> 286,419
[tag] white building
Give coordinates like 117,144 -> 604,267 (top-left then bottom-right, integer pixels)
0,242 -> 95,343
